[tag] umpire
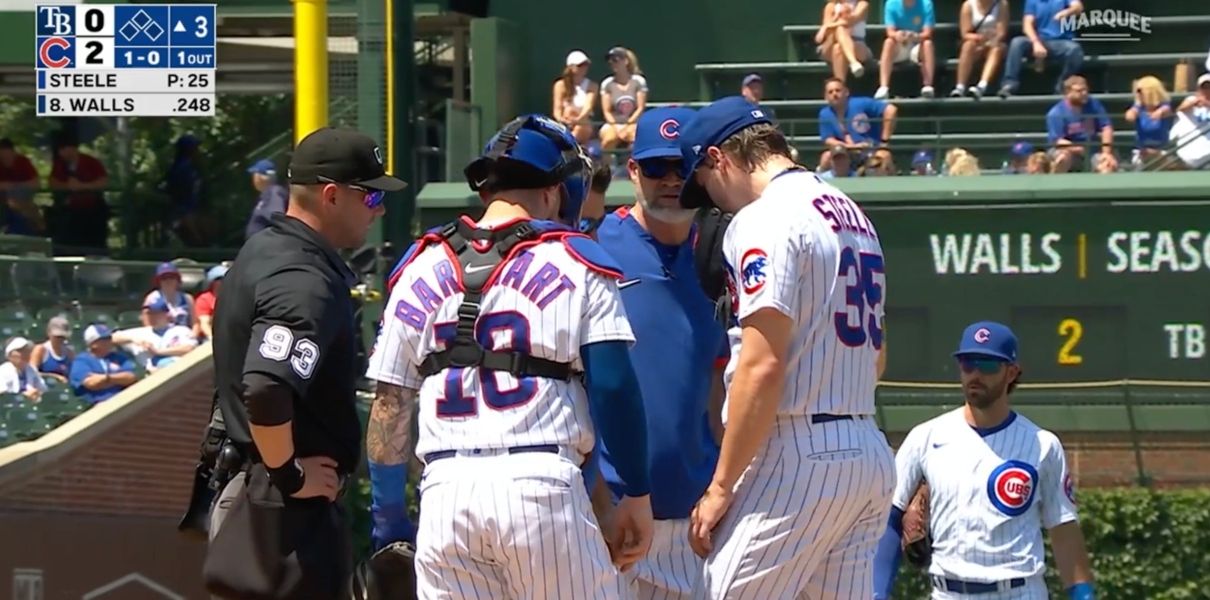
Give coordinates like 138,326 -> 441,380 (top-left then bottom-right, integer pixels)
204,127 -> 405,599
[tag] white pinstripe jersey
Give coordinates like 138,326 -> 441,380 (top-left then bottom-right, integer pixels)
721,169 -> 884,418
893,409 -> 1080,581
365,223 -> 634,459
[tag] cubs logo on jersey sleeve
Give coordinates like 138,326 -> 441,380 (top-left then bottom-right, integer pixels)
739,249 -> 769,294
1064,472 -> 1076,504
987,460 -> 1038,517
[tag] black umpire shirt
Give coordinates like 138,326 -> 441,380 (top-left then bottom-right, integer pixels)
213,213 -> 361,475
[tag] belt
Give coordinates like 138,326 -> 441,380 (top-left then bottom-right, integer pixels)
424,444 -> 560,464
931,576 -> 1026,594
810,414 -> 873,424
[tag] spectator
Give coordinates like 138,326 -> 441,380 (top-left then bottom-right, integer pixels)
0,138 -> 43,237
193,264 -> 226,342
1046,75 -> 1116,173
245,158 -> 289,240
952,0 -> 1009,99
911,149 -> 936,174
30,316 -> 74,383
1125,76 -> 1174,166
69,324 -> 137,405
876,0 -> 937,99
114,297 -> 199,373
1002,140 -> 1034,173
1176,73 -> 1210,127
163,134 -> 206,246
1025,150 -> 1053,174
552,50 -> 598,145
48,132 -> 110,252
740,73 -> 778,122
599,46 -> 648,150
859,152 -> 897,176
580,160 -> 612,238
1092,151 -> 1119,174
0,337 -> 46,402
818,145 -> 855,178
142,262 -> 196,329
947,152 -> 982,175
818,77 -> 898,171
999,0 -> 1084,98
815,0 -> 871,81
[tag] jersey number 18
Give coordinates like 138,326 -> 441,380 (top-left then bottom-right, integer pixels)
433,311 -> 537,417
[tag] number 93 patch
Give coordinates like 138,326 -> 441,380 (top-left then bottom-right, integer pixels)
259,324 -> 321,379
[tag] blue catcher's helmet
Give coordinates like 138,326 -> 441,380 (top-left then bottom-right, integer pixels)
464,114 -> 591,227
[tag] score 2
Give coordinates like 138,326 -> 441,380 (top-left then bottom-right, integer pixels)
1010,306 -> 1126,381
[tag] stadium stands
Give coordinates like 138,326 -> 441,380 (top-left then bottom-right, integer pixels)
0,255 -> 221,449
646,7 -> 1210,171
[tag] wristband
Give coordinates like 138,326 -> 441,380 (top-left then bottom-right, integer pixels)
1067,582 -> 1095,600
266,457 -> 305,496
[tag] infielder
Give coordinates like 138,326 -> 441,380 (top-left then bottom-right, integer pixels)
872,321 -> 1096,600
677,95 -> 895,599
595,107 -> 728,599
365,114 -> 655,599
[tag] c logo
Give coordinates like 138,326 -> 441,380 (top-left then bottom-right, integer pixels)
974,327 -> 991,343
659,118 -> 680,140
39,37 -> 71,69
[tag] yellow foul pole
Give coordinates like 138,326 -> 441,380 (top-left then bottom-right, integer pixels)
294,0 -> 329,144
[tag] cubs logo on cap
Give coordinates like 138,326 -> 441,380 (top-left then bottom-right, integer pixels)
632,107 -> 697,161
659,119 -> 681,140
987,460 -> 1038,516
974,327 -> 991,343
740,248 -> 769,294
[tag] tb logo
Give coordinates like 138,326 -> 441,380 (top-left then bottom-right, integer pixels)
38,6 -> 74,36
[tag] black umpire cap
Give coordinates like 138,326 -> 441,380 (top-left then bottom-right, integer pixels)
288,127 -> 408,192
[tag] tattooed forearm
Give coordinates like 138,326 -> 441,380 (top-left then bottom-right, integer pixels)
366,382 -> 419,467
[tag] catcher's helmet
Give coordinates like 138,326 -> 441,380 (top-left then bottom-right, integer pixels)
347,541 -> 418,600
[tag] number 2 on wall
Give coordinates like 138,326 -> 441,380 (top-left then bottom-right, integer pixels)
1058,318 -> 1084,365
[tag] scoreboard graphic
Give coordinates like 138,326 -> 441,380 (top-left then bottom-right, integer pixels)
35,4 -> 217,117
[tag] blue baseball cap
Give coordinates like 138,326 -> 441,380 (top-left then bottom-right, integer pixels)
206,265 -> 228,287
1010,141 -> 1034,158
953,321 -> 1018,362
155,262 -> 179,278
912,149 -> 933,166
144,297 -> 170,313
677,95 -> 772,209
83,323 -> 112,345
247,158 -> 276,175
632,107 -> 696,161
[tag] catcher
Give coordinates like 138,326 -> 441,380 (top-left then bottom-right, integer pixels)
872,321 -> 1095,600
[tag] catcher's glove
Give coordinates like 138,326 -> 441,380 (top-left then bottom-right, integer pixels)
347,541 -> 418,600
901,482 -> 933,569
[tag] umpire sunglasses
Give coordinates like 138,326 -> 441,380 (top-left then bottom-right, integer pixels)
318,176 -> 387,209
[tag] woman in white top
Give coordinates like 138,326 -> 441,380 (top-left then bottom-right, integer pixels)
952,0 -> 1009,99
552,50 -> 598,145
598,46 -> 648,150
0,337 -> 47,402
815,0 -> 871,82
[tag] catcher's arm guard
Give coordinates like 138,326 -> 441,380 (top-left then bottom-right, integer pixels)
901,482 -> 933,569
348,541 -> 417,600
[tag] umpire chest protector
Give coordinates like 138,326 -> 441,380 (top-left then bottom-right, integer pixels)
394,217 -> 581,381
